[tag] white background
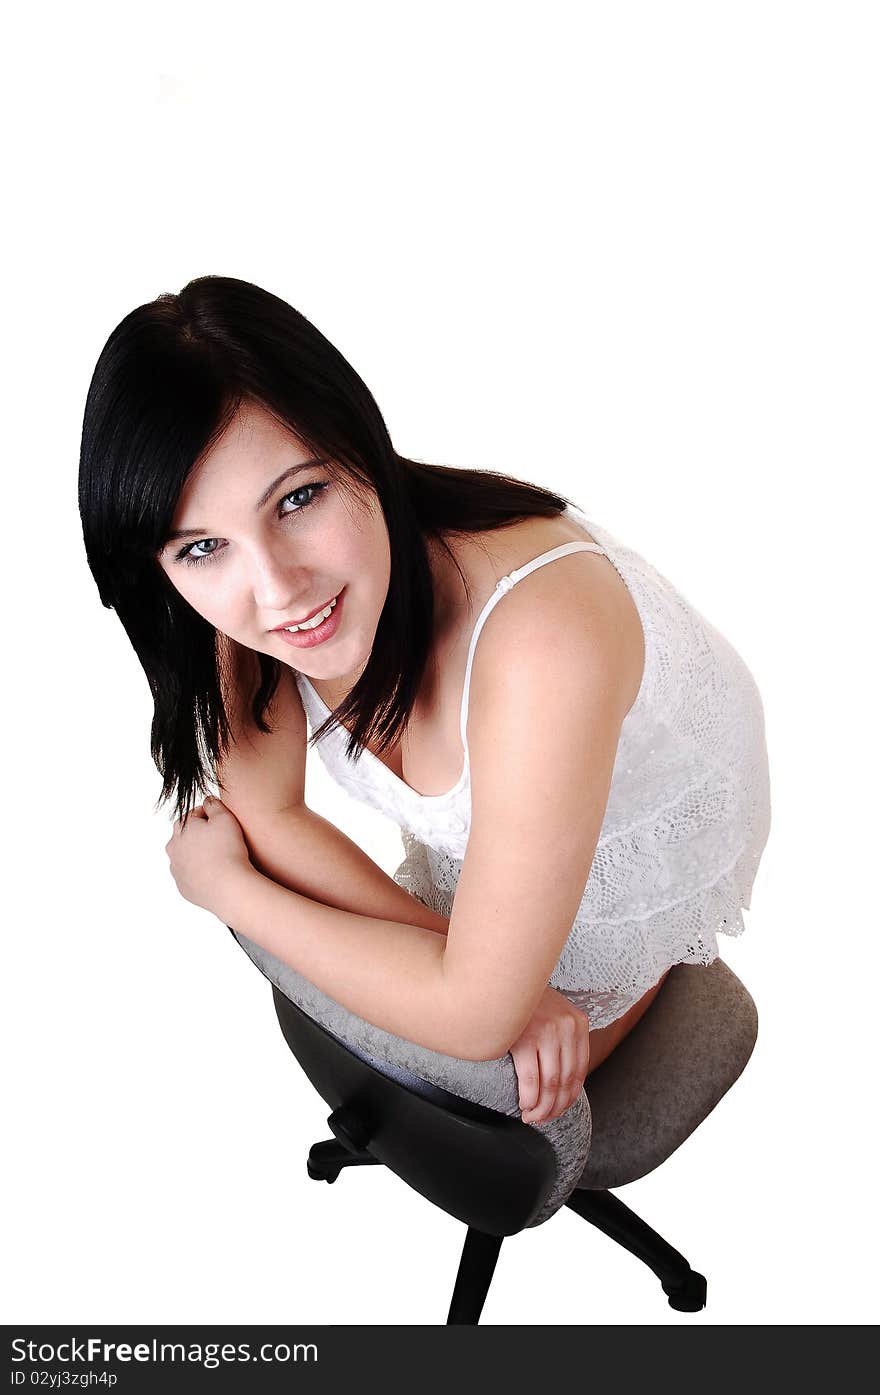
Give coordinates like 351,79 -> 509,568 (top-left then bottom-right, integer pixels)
3,1 -> 877,1326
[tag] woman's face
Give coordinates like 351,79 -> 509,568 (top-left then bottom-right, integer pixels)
156,400 -> 391,690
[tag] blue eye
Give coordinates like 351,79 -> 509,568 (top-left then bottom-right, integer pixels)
176,481 -> 329,567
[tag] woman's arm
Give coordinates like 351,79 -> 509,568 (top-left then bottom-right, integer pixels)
211,642 -> 456,1040
230,808 -> 588,1118
214,637 -> 309,822
216,861 -> 484,1057
236,804 -> 450,939
213,634 -> 449,939
239,807 -> 594,1121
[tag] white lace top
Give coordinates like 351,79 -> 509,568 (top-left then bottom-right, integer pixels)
294,505 -> 772,1031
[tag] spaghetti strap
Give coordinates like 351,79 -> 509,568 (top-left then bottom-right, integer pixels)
458,540 -> 607,748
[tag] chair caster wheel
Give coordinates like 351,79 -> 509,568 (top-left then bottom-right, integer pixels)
307,1160 -> 340,1183
663,1270 -> 707,1312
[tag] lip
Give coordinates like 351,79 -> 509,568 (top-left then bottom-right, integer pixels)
272,588 -> 345,649
271,593 -> 340,631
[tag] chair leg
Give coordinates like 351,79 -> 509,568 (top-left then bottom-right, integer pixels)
565,1188 -> 707,1312
307,1137 -> 383,1183
446,1227 -> 504,1325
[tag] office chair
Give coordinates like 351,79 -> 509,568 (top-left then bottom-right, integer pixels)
228,926 -> 758,1324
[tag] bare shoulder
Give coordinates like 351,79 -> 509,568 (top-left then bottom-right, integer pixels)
458,514 -> 645,720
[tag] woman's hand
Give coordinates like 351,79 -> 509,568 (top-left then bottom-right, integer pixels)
509,986 -> 591,1125
165,795 -> 253,918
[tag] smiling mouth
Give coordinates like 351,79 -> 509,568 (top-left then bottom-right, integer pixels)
275,593 -> 340,632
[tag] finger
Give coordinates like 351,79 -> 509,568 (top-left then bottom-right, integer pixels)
539,1016 -> 577,1122
510,1044 -> 540,1115
523,1036 -> 562,1123
576,1021 -> 591,1089
553,1016 -> 584,1119
553,1024 -> 590,1120
531,1018 -> 581,1123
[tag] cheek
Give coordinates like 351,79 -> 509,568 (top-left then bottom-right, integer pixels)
170,570 -> 237,630
328,528 -> 370,582
349,513 -> 389,574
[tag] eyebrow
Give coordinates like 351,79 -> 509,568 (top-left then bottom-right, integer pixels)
164,459 -> 327,544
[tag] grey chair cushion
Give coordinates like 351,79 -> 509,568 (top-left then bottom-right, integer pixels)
232,931 -> 591,1228
576,958 -> 758,1190
231,930 -> 756,1217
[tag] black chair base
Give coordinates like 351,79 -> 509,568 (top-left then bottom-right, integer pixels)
564,1188 -> 707,1313
307,1139 -> 382,1183
447,1228 -> 504,1324
306,1131 -> 707,1322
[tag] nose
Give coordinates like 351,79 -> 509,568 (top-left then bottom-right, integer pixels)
248,543 -> 314,616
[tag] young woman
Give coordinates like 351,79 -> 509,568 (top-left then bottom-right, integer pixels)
78,275 -> 772,1127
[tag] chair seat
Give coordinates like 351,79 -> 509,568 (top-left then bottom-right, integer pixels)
576,958 -> 758,1190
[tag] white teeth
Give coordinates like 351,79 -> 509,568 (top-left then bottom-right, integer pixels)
284,596 -> 338,632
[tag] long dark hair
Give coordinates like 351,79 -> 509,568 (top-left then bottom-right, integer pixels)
78,275 -> 576,826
